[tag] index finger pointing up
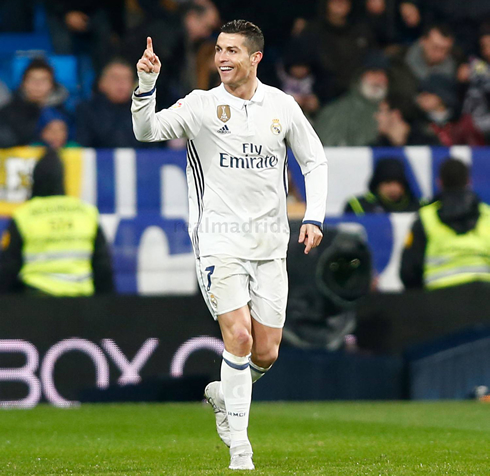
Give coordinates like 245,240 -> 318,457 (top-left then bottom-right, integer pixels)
147,37 -> 153,52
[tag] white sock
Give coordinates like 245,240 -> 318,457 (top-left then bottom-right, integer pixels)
221,349 -> 252,448
249,360 -> 272,383
219,360 -> 271,395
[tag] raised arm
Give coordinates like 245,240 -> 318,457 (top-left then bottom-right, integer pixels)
131,37 -> 203,142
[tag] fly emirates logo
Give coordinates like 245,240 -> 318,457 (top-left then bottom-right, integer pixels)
219,143 -> 279,169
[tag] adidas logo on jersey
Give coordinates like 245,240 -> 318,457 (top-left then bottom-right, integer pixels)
217,125 -> 231,134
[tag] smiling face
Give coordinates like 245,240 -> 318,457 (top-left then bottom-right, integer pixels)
215,32 -> 262,91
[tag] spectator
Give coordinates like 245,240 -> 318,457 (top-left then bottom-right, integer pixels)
45,0 -> 123,72
389,24 -> 460,103
372,93 -> 440,146
0,150 -> 114,295
291,0 -> 375,99
401,158 -> 490,290
406,24 -> 458,81
0,58 -> 69,148
76,59 -> 141,148
344,157 -> 421,215
314,54 -> 389,146
417,74 -> 485,146
395,1 -> 490,55
33,107 -> 76,149
277,44 -> 326,118
396,1 -> 424,45
463,22 -> 490,142
357,0 -> 396,49
423,0 -> 490,56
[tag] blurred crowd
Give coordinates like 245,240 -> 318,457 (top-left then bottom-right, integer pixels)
2,0 -> 490,150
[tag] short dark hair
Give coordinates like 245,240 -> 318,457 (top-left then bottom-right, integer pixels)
22,57 -> 54,83
96,57 -> 134,91
439,158 -> 469,191
220,20 -> 264,54
423,23 -> 454,39
101,57 -> 134,76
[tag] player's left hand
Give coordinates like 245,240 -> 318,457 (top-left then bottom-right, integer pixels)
298,224 -> 323,255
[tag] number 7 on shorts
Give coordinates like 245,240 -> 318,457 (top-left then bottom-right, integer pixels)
205,265 -> 215,291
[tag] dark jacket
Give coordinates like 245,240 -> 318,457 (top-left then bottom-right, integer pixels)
0,85 -> 70,148
0,149 -> 114,294
0,93 -> 41,148
76,93 -> 141,148
344,192 -> 421,215
344,158 -> 422,214
422,0 -> 490,24
293,17 -> 375,98
400,190 -> 481,289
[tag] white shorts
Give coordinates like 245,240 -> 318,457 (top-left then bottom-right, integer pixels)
196,255 -> 288,329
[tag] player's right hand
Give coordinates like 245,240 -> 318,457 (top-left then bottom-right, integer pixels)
137,37 -> 161,74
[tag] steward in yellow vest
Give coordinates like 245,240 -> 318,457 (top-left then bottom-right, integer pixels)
0,150 -> 114,295
400,158 -> 490,290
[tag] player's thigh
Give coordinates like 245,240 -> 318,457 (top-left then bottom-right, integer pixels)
249,258 -> 288,330
196,255 -> 250,319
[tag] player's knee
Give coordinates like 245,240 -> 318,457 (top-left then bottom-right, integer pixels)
231,327 -> 253,351
255,347 -> 279,368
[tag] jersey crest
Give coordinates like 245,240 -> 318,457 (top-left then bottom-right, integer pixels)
217,105 -> 231,122
271,118 -> 282,135
209,293 -> 218,309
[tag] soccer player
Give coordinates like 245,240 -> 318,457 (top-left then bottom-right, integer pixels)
132,20 -> 328,470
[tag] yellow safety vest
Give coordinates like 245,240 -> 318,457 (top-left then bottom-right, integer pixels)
420,201 -> 490,290
13,195 -> 99,296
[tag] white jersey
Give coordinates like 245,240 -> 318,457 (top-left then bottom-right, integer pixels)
132,80 -> 328,259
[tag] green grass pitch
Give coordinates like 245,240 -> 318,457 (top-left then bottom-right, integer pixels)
0,401 -> 489,475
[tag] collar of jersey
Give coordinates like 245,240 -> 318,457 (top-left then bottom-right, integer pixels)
215,80 -> 265,109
